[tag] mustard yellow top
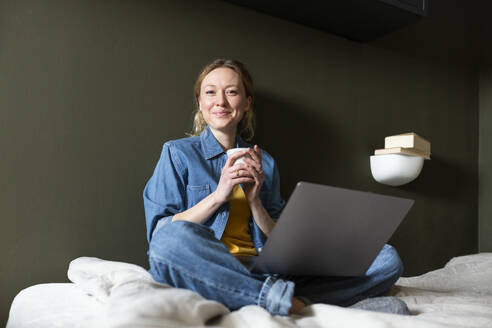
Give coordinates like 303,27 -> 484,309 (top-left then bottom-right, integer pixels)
221,185 -> 258,256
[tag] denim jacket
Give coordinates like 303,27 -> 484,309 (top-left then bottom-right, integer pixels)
143,126 -> 286,252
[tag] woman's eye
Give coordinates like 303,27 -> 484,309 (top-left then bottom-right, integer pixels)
205,90 -> 215,95
227,90 -> 238,95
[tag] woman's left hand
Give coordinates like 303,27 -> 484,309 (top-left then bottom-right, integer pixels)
242,145 -> 265,204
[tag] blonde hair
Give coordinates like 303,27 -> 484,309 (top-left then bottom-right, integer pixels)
190,59 -> 255,141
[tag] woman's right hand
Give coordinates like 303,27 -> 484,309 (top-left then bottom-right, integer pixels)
213,149 -> 255,204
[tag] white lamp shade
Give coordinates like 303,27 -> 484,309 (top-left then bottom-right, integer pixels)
370,154 -> 424,186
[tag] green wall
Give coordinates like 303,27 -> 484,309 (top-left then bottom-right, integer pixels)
478,0 -> 492,252
479,66 -> 492,251
0,0 -> 482,323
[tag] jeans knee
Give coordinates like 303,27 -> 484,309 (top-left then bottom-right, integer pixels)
148,222 -> 195,284
149,220 -> 221,267
382,245 -> 404,282
149,221 -> 187,260
368,244 -> 404,284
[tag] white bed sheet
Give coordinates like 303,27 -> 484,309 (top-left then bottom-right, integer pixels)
7,253 -> 492,328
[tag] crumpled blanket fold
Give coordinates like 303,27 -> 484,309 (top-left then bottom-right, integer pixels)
7,253 -> 492,328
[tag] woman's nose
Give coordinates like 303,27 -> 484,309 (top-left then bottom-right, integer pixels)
216,91 -> 227,105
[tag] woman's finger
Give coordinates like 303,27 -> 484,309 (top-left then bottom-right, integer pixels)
231,168 -> 242,178
244,164 -> 262,182
242,158 -> 264,176
231,166 -> 253,179
225,150 -> 250,168
229,164 -> 246,174
247,147 -> 261,164
242,157 -> 260,170
252,145 -> 262,164
233,177 -> 255,185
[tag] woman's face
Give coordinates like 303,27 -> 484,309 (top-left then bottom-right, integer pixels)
198,67 -> 251,137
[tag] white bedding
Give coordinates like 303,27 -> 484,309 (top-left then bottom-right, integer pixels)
7,253 -> 492,328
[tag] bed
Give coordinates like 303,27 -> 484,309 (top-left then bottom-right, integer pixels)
7,253 -> 492,328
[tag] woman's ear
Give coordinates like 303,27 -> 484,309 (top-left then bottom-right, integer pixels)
245,96 -> 252,111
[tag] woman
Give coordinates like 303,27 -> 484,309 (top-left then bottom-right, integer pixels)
144,59 -> 406,316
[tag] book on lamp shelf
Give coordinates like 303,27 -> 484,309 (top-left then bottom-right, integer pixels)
384,132 -> 431,154
374,147 -> 431,159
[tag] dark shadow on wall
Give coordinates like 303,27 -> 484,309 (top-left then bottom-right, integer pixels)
400,155 -> 477,203
251,91 -> 351,200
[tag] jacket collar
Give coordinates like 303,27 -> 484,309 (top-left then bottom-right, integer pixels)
200,126 -> 249,160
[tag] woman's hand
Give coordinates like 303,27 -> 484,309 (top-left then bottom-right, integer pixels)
242,145 -> 265,205
213,149 -> 255,204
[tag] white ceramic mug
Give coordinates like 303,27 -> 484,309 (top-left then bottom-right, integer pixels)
226,147 -> 251,166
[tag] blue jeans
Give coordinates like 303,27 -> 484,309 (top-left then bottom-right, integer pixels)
148,221 -> 403,316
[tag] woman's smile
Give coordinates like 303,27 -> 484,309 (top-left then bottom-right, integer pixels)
213,110 -> 231,117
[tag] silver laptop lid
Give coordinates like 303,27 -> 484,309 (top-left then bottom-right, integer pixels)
252,181 -> 414,276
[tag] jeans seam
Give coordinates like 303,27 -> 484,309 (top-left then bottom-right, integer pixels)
149,253 -> 259,301
258,275 -> 275,308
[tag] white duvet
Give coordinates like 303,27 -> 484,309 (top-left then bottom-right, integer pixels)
7,253 -> 492,328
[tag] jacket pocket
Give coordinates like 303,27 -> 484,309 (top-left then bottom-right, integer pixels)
186,184 -> 211,207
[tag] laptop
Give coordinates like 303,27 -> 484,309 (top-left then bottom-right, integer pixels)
246,181 -> 414,276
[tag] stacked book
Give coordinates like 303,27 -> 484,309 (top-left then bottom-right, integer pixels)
374,132 -> 431,160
